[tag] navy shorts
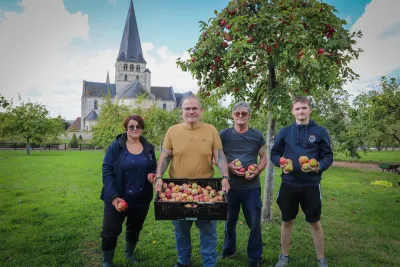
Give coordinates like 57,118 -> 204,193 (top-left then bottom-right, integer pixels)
276,182 -> 322,223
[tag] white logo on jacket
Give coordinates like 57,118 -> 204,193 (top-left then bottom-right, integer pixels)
309,135 -> 316,142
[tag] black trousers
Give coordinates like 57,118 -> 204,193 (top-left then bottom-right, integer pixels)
101,201 -> 150,251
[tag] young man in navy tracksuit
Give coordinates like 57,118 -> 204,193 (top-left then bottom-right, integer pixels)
271,96 -> 333,267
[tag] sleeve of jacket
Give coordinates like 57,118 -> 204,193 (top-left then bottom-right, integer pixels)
270,128 -> 285,167
318,128 -> 333,172
150,148 -> 157,174
102,142 -> 120,203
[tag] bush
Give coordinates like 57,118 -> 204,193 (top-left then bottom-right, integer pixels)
70,133 -> 79,148
78,135 -> 83,142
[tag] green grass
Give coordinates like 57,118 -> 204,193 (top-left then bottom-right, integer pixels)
334,150 -> 400,164
0,151 -> 399,266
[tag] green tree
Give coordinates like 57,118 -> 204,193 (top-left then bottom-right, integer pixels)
353,76 -> 400,149
177,0 -> 362,222
70,133 -> 79,148
2,101 -> 65,155
91,95 -> 131,150
78,135 -> 83,142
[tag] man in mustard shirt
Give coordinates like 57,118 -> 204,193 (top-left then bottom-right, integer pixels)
154,95 -> 230,267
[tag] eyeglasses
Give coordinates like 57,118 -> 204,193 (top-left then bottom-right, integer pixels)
233,111 -> 249,117
183,107 -> 200,112
128,125 -> 142,131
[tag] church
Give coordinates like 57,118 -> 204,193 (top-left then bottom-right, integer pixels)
80,0 -> 193,131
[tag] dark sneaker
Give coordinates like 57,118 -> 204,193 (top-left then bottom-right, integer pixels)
317,258 -> 328,267
173,262 -> 190,267
275,254 -> 290,267
218,251 -> 237,260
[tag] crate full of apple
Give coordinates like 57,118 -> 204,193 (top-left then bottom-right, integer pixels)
154,178 -> 228,221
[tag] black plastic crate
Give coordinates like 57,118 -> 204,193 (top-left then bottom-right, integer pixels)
154,178 -> 228,220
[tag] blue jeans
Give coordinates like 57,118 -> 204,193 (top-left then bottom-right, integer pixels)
172,220 -> 217,267
223,187 -> 263,262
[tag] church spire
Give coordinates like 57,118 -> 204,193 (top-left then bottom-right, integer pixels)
106,71 -> 110,84
117,0 -> 146,63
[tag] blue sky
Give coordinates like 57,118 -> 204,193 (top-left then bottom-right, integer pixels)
0,0 -> 399,120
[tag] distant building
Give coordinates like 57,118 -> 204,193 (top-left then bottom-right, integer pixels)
80,0 -> 192,131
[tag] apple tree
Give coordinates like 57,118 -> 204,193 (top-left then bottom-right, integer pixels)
177,0 -> 363,222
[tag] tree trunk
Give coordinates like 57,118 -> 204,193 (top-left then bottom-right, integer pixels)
261,61 -> 277,223
261,114 -> 276,223
26,139 -> 30,155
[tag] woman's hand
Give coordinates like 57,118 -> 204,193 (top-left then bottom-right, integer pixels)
111,197 -> 125,212
147,173 -> 156,183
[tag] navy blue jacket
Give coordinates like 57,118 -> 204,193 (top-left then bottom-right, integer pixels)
100,133 -> 157,203
271,120 -> 333,186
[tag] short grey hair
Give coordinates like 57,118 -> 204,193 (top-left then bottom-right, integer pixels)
232,101 -> 251,114
182,95 -> 202,108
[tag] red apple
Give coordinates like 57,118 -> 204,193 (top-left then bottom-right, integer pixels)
317,48 -> 325,54
248,164 -> 257,171
279,157 -> 287,165
234,87 -> 239,93
247,36 -> 254,43
266,45 -> 272,53
299,156 -> 309,164
239,167 -> 246,173
227,35 -> 233,41
117,201 -> 128,211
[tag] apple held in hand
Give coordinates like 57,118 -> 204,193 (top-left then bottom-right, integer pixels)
234,160 -> 242,167
248,164 -> 257,171
283,164 -> 293,173
299,156 -> 309,164
309,158 -> 319,167
117,200 -> 128,211
279,157 -> 287,165
239,167 -> 246,173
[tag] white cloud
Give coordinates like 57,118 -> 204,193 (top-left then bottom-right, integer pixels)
345,0 -> 400,95
0,0 -> 198,120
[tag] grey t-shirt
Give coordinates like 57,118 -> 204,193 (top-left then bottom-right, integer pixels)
220,127 -> 266,190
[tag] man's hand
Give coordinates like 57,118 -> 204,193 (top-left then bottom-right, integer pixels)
154,178 -> 163,192
221,178 -> 230,193
228,159 -> 245,176
147,173 -> 156,183
301,163 -> 320,173
111,197 -> 125,212
245,164 -> 259,180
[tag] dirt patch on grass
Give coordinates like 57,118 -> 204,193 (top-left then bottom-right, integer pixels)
332,161 -> 381,171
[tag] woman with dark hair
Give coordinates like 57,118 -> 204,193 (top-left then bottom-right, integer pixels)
100,115 -> 157,267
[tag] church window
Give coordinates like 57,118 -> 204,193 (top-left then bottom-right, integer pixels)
124,74 -> 127,81
94,100 -> 98,110
123,64 -> 128,71
136,75 -> 139,80
163,103 -> 166,110
130,64 -> 134,72
136,65 -> 140,72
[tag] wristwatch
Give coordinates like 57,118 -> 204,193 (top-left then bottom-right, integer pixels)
222,175 -> 230,181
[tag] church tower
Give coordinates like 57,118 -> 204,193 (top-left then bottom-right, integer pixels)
115,0 -> 151,94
